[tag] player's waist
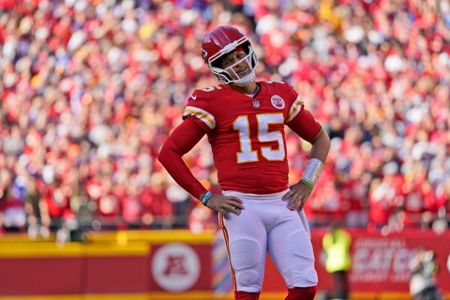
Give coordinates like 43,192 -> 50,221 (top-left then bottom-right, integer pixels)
222,189 -> 290,201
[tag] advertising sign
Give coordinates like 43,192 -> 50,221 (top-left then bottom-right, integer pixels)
263,229 -> 450,296
149,242 -> 212,292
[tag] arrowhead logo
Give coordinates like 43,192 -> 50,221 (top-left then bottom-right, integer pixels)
271,95 -> 285,109
191,95 -> 197,100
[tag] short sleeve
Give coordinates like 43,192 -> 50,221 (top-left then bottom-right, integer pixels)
284,84 -> 321,143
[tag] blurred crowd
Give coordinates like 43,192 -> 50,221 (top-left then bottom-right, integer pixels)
0,0 -> 449,238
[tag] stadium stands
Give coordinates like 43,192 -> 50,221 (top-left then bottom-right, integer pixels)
0,0 -> 448,237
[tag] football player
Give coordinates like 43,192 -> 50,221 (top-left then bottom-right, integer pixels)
158,25 -> 330,300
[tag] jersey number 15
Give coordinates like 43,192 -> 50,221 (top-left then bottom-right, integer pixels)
233,113 -> 285,163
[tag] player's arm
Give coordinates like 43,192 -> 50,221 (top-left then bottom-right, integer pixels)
158,118 -> 208,199
158,118 -> 243,215
308,125 -> 331,164
283,107 -> 331,211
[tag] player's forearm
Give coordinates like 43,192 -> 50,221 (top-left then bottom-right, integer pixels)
300,127 -> 330,188
158,119 -> 208,199
158,147 -> 207,199
310,127 -> 330,163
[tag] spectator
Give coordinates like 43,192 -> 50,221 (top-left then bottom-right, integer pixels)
24,175 -> 50,239
0,0 -> 448,232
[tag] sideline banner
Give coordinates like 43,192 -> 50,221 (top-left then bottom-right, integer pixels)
0,230 -> 213,296
263,229 -> 450,295
0,229 -> 448,297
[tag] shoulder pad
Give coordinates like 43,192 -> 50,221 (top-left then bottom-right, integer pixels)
192,85 -> 225,99
183,87 -> 220,130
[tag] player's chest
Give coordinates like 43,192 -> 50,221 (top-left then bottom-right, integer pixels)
215,94 -> 287,126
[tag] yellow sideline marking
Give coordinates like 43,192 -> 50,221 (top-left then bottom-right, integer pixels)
0,230 -> 215,244
0,230 -> 215,257
0,242 -> 148,257
87,229 -> 215,244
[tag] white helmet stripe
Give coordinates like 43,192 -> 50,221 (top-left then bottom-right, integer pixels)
208,36 -> 248,63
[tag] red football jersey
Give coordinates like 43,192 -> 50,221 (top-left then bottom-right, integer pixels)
183,81 -> 320,194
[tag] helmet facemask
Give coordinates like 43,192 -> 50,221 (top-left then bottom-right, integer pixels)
208,39 -> 258,87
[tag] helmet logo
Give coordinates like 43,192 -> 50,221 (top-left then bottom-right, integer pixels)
271,95 -> 285,109
201,49 -> 208,61
252,99 -> 261,108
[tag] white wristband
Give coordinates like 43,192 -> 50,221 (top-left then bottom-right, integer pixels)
302,158 -> 324,186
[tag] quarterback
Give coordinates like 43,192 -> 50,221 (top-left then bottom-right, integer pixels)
158,25 -> 330,300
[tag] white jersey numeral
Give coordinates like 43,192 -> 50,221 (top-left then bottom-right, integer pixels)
233,113 -> 285,163
257,114 -> 285,161
233,115 -> 258,163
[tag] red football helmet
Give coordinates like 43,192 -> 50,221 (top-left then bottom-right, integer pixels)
201,25 -> 258,86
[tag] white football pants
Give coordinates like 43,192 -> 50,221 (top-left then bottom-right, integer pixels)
219,189 -> 318,293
